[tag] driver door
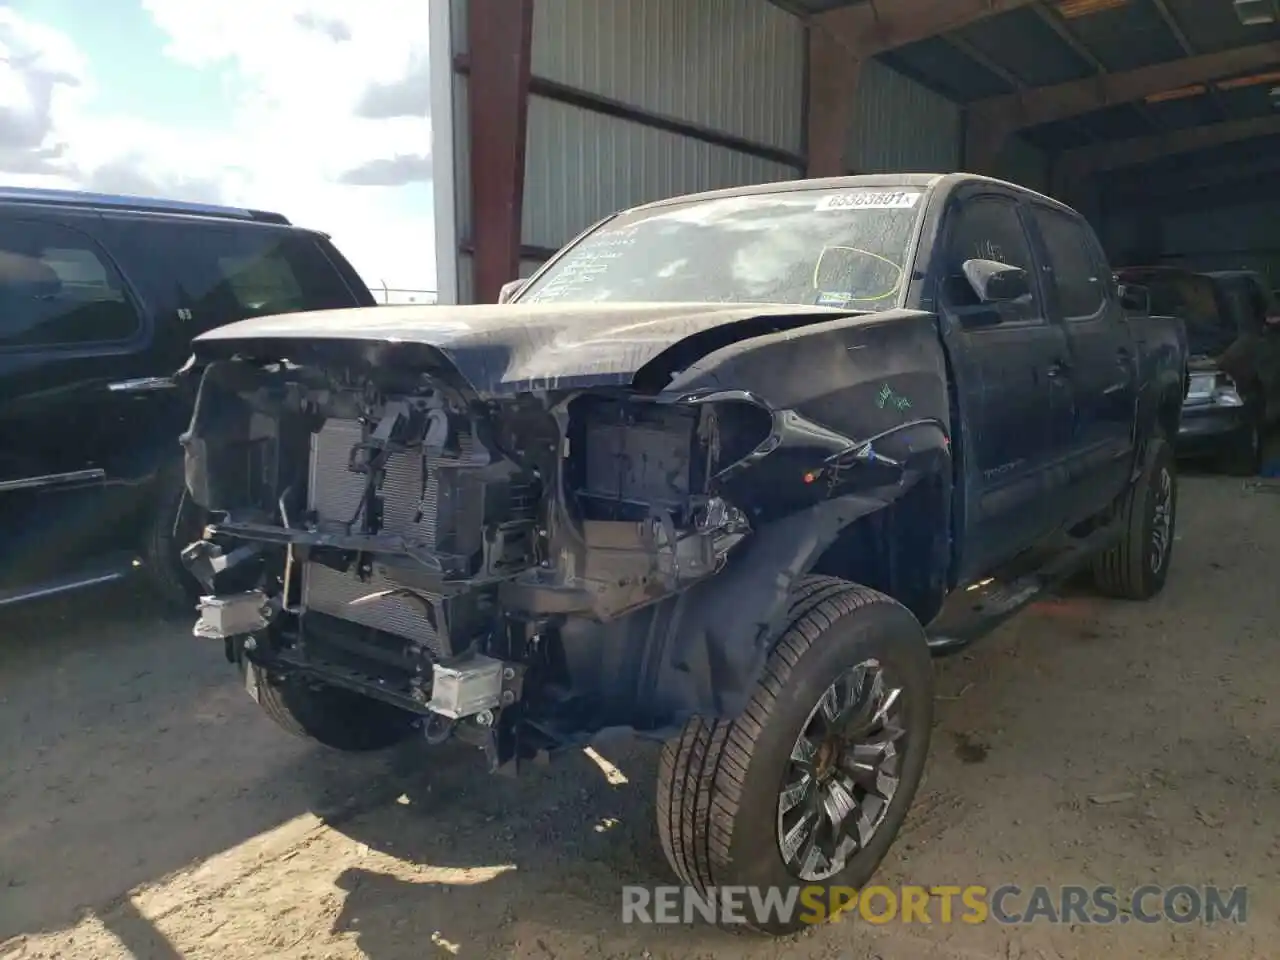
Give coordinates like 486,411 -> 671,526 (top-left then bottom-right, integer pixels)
939,192 -> 1076,581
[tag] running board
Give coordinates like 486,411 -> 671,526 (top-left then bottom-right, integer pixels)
0,552 -> 141,608
926,524 -> 1120,655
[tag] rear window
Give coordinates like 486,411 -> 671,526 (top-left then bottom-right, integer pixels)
115,220 -> 361,333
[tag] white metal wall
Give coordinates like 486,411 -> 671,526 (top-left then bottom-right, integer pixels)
991,134 -> 1050,193
845,58 -> 962,175
434,0 -> 805,304
523,0 -> 804,256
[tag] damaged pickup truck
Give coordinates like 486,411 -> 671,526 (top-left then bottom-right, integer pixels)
178,174 -> 1186,935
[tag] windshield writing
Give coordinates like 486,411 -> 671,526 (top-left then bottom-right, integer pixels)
518,188 -> 924,311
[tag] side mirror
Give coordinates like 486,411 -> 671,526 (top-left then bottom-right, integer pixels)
961,259 -> 1030,304
497,279 -> 527,304
1118,282 -> 1149,314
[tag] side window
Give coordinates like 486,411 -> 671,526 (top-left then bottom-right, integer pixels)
1032,207 -> 1105,320
119,222 -> 359,334
0,220 -> 141,348
944,196 -> 1039,323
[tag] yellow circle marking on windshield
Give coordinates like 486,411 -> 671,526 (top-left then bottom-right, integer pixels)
812,246 -> 904,302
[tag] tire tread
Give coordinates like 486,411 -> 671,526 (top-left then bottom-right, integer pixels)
655,576 -> 908,933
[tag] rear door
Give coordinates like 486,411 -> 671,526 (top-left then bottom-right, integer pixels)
0,213 -> 152,590
939,190 -> 1075,579
1028,204 -> 1136,521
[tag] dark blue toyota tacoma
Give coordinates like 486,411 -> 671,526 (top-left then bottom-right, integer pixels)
177,173 -> 1187,935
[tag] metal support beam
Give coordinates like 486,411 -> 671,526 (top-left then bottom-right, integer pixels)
1104,150 -> 1280,207
1057,114 -> 1280,187
1149,0 -> 1230,120
807,27 -> 862,176
1032,1 -> 1163,131
815,0 -> 1033,58
811,0 -> 1034,173
467,0 -> 534,304
970,40 -> 1280,131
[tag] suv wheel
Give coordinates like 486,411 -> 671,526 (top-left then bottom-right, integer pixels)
141,463 -> 204,610
655,576 -> 933,935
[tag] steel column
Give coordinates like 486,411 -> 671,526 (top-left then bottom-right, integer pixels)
468,0 -> 534,304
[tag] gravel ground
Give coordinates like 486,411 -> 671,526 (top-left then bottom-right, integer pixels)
1,474 -> 1277,960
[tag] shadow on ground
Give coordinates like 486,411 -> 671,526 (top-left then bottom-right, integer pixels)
0,584 -> 410,944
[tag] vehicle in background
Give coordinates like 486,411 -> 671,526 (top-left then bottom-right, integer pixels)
180,173 -> 1185,935
0,187 -> 374,610
1115,266 -> 1280,474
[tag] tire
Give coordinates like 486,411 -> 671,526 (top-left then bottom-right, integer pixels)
141,463 -> 204,610
1090,435 -> 1177,601
655,576 -> 934,936
245,660 -> 419,752
1219,407 -> 1263,477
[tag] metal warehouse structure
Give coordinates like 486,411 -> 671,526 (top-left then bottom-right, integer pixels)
428,0 -> 1280,305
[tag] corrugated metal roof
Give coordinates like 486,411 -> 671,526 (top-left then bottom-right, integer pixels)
1056,0 -> 1185,72
953,6 -> 1094,87
881,39 -> 1015,103
1165,0 -> 1280,53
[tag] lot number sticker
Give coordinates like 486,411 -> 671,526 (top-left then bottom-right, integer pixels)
816,191 -> 921,211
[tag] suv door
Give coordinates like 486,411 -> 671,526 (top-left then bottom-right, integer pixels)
939,192 -> 1075,579
1028,204 -> 1136,521
0,215 -> 151,593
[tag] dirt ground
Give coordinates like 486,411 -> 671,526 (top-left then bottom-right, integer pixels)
2,473 -> 1278,960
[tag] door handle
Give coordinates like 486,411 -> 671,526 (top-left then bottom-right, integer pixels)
1116,347 -> 1133,364
1046,359 -> 1070,380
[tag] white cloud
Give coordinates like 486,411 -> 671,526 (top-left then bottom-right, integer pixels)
0,2 -> 437,292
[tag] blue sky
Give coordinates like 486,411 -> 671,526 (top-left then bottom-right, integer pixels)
0,0 -> 437,292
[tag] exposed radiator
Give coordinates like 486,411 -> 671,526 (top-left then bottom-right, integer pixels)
301,417 -> 476,656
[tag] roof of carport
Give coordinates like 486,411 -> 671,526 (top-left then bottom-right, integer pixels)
775,0 -> 1280,176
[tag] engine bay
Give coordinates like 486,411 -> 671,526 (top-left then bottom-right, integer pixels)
181,359 -> 766,765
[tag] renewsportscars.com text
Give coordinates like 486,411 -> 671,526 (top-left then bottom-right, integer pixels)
621,884 -> 1248,926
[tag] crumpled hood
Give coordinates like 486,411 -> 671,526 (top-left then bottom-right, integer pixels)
191,300 -> 868,396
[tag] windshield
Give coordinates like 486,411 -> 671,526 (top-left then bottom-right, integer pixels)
518,187 -> 926,311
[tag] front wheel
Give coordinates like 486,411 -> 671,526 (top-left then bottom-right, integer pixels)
655,577 -> 934,936
246,661 -> 420,752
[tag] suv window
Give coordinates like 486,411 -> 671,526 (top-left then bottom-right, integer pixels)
1032,206 -> 1104,319
117,221 -> 359,332
945,196 -> 1039,322
0,220 -> 141,348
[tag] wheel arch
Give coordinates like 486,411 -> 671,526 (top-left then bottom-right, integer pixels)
646,481 -> 947,731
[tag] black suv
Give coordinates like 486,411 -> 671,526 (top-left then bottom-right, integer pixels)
0,187 -> 374,608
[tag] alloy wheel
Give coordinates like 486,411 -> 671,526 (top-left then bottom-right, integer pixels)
776,658 -> 905,882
